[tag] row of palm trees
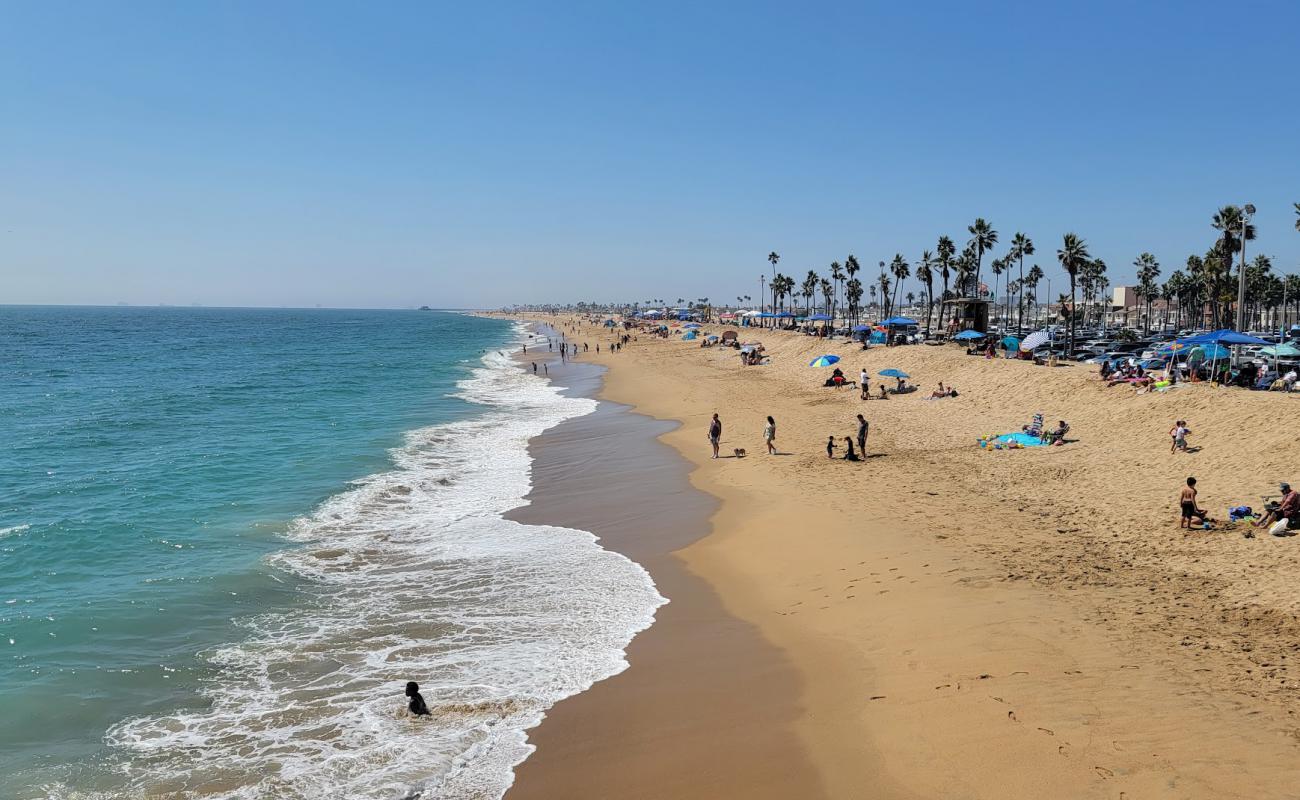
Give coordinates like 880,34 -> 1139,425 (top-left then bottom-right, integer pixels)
758,203 -> 1300,352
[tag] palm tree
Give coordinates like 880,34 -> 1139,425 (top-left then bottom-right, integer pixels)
846,278 -> 863,328
829,261 -> 844,321
868,284 -> 877,312
878,273 -> 892,319
802,270 -> 819,317
820,278 -> 833,318
767,251 -> 781,324
967,218 -> 998,297
844,255 -> 861,326
1133,252 -> 1160,334
1024,264 -> 1044,327
916,250 -> 935,337
889,254 -> 909,317
990,256 -> 1006,331
1057,233 -> 1091,352
1009,233 -> 1034,333
1211,206 -> 1257,329
1294,202 -> 1300,233
935,236 -> 955,329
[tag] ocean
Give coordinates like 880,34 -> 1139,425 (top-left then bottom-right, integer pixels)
0,307 -> 663,799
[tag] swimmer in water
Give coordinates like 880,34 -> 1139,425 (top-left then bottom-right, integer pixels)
406,681 -> 430,716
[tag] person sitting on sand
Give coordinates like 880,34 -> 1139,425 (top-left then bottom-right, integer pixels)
1255,483 -> 1300,530
826,435 -> 837,459
406,681 -> 430,716
895,376 -> 907,393
843,436 -> 860,461
1179,477 -> 1208,528
878,383 -> 889,400
1043,420 -> 1070,445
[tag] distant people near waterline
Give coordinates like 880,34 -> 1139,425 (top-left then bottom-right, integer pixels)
543,363 -> 548,375
531,362 -> 537,373
405,681 -> 430,716
708,413 -> 722,459
764,415 -> 777,455
856,414 -> 869,455
1179,477 -> 1208,528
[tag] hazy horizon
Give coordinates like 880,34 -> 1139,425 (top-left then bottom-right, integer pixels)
4,1 -> 1298,309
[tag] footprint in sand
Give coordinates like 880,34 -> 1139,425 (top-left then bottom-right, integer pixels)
1037,727 -> 1054,736
1094,766 -> 1114,779
869,695 -> 886,701
1008,711 -> 1019,722
935,684 -> 952,690
990,696 -> 1006,704
1058,744 -> 1070,757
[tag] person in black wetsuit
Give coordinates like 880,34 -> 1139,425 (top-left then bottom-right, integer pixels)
406,681 -> 430,716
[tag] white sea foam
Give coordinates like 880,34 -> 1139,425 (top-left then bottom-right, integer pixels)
79,323 -> 665,799
0,524 -> 30,539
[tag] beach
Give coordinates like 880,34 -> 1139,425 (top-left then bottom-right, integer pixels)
507,314 -> 1300,799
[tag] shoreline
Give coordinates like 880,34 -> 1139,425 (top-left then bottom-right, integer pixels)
504,324 -> 837,798
495,313 -> 1300,799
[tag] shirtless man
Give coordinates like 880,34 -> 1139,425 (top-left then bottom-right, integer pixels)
1179,477 -> 1207,528
1255,482 -> 1300,530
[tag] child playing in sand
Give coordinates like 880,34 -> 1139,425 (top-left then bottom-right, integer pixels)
1179,477 -> 1209,528
826,436 -> 837,459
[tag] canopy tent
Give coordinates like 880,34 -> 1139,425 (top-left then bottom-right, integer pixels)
852,324 -> 872,332
808,314 -> 833,321
881,316 -> 918,326
1179,329 -> 1272,346
775,312 -> 796,318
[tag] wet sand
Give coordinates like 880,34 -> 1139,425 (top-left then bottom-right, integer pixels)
504,340 -> 852,799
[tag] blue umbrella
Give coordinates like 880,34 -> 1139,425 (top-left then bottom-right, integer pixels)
776,312 -> 796,318
954,330 -> 985,340
683,323 -> 701,329
881,316 -> 918,326
809,355 -> 841,367
852,324 -> 872,332
879,368 -> 909,378
1001,336 -> 1021,350
683,330 -> 697,340
808,314 -> 833,321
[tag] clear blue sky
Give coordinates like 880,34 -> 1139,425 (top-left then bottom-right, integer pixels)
3,0 -> 1298,309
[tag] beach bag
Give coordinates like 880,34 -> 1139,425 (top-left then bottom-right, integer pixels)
1270,518 -> 1290,537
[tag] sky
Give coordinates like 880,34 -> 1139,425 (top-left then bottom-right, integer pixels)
3,0 -> 1298,309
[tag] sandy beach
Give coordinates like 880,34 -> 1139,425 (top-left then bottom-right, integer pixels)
507,314 -> 1300,799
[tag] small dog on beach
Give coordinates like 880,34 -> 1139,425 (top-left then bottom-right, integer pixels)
733,448 -> 747,458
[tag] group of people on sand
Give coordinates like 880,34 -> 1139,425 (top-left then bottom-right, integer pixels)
706,412 -> 870,462
929,382 -> 958,399
1178,477 -> 1300,534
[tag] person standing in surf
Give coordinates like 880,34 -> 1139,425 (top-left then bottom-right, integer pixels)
405,681 -> 430,716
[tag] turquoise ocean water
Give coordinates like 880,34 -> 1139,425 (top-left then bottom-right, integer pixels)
0,307 -> 662,799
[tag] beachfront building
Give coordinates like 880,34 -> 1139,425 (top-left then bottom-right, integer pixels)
942,297 -> 990,334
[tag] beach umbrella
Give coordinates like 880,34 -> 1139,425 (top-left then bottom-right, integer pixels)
809,355 -> 841,367
1156,342 -> 1188,353
1001,336 -> 1021,350
1187,344 -> 1229,361
683,323 -> 701,329
705,334 -> 719,341
1261,342 -> 1300,358
953,330 -> 985,341
809,314 -> 833,321
1019,330 -> 1051,351
879,368 -> 909,378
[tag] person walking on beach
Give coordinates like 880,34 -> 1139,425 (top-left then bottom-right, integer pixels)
764,415 -> 777,455
856,413 -> 869,456
708,413 -> 722,459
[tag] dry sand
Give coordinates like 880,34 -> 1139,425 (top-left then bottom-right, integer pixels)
507,314 -> 1300,799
